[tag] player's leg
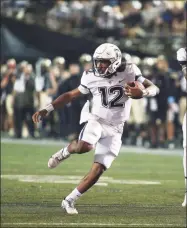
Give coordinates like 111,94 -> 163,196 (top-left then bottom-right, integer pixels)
62,162 -> 106,214
157,107 -> 167,148
48,140 -> 93,168
62,132 -> 122,214
48,120 -> 102,168
182,113 -> 186,207
166,105 -> 177,149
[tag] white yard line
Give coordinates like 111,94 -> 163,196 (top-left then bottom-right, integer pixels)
1,175 -> 161,185
1,223 -> 181,227
1,138 -> 183,156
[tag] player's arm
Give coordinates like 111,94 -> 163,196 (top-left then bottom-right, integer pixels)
135,64 -> 159,97
125,64 -> 159,97
141,78 -> 160,97
52,88 -> 82,109
32,88 -> 82,123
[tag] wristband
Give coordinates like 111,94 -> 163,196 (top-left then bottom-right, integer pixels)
142,89 -> 149,97
142,87 -> 159,97
45,104 -> 54,113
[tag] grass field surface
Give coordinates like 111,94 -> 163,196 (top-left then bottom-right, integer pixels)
1,142 -> 186,227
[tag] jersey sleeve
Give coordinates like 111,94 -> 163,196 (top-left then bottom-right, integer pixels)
132,64 -> 146,83
78,71 -> 90,94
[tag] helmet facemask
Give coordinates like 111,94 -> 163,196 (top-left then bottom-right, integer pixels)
93,59 -> 112,77
93,43 -> 122,78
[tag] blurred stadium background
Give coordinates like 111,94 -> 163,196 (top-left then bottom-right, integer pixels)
1,0 -> 186,149
1,0 -> 187,227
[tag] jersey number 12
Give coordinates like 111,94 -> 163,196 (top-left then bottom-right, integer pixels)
98,86 -> 125,108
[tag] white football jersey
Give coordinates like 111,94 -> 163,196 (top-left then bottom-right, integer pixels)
177,47 -> 187,62
177,47 -> 187,87
78,63 -> 145,125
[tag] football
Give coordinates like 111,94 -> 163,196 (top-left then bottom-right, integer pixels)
126,81 -> 145,99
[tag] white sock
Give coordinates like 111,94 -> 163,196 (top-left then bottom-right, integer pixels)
62,147 -> 70,157
65,188 -> 82,202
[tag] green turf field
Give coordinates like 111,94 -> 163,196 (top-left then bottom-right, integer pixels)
1,143 -> 186,227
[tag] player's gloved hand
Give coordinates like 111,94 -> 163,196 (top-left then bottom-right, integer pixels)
32,109 -> 48,123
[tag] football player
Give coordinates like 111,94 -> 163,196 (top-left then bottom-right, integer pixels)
32,43 -> 160,214
177,47 -> 187,207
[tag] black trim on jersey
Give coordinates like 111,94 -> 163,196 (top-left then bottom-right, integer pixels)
117,62 -> 126,72
89,98 -> 93,112
79,122 -> 88,140
81,84 -> 88,89
135,75 -> 143,81
107,62 -> 127,79
178,60 -> 187,66
80,84 -> 92,95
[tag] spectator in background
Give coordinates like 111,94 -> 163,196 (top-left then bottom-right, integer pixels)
149,56 -> 179,148
46,0 -> 71,32
46,65 -> 61,137
57,63 -> 84,140
127,56 -> 148,146
166,70 -> 181,148
0,52 -> 185,147
138,57 -> 158,148
1,59 -> 17,136
35,58 -> 52,111
53,56 -> 66,74
95,4 -> 123,38
13,63 -> 35,138
79,53 -> 92,73
35,58 -> 59,138
79,0 -> 97,29
17,60 -> 28,75
156,0 -> 185,34
1,64 -> 8,132
2,0 -> 186,38
171,3 -> 186,34
57,75 -> 71,139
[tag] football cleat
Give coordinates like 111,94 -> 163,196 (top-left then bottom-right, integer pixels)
182,194 -> 186,207
48,149 -> 70,169
61,199 -> 78,214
